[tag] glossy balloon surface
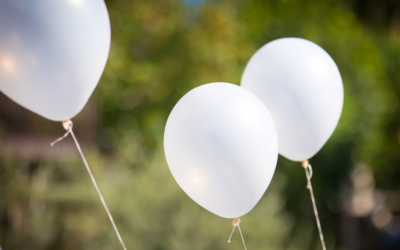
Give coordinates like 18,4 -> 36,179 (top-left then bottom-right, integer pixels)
0,0 -> 110,121
164,83 -> 278,218
242,38 -> 343,161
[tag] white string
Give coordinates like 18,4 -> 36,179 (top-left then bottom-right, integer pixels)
227,222 -> 248,250
237,224 -> 248,250
50,130 -> 70,147
304,163 -> 326,250
51,122 -> 127,250
227,226 -> 235,243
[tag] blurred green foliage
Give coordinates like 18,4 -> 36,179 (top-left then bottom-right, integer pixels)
1,0 -> 400,249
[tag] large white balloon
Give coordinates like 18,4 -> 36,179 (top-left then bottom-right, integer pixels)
164,82 -> 278,218
0,0 -> 110,121
241,38 -> 343,162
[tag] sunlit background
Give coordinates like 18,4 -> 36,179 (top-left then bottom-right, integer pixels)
1,0 -> 400,249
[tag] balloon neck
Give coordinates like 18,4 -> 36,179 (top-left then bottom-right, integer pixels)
301,160 -> 309,168
232,217 -> 241,227
62,120 -> 73,130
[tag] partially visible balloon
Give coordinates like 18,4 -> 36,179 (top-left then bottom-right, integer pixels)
0,0 -> 110,121
241,38 -> 343,162
164,82 -> 278,218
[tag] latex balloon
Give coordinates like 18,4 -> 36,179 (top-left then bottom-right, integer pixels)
164,82 -> 278,218
0,0 -> 110,121
241,38 -> 343,161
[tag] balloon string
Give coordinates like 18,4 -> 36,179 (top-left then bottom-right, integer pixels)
227,219 -> 248,250
50,130 -> 70,146
51,121 -> 128,250
303,161 -> 326,250
238,225 -> 248,250
227,226 -> 235,243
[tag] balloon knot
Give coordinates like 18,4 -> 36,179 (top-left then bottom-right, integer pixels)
62,120 -> 73,130
301,160 -> 309,168
233,218 -> 240,227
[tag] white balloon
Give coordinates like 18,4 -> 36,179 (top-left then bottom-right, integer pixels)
164,82 -> 278,218
241,38 -> 343,161
0,0 -> 110,121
